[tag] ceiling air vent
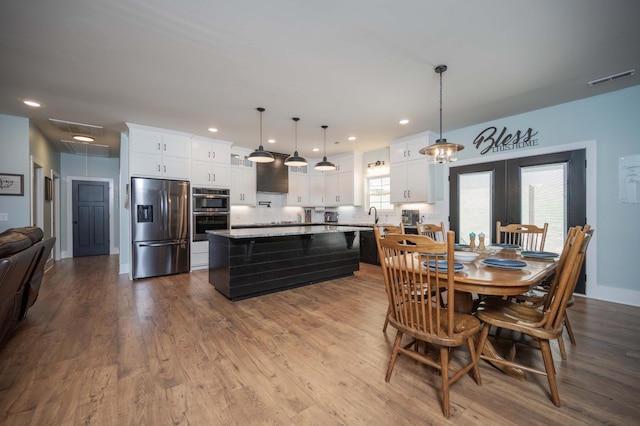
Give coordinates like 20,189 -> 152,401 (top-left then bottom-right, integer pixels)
49,118 -> 104,137
588,69 -> 635,86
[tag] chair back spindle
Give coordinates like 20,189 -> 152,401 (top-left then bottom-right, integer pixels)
415,222 -> 446,242
496,222 -> 548,251
379,230 -> 482,418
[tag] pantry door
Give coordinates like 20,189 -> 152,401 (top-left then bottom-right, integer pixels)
449,149 -> 587,293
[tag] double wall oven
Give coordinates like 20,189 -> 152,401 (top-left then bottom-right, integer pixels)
192,187 -> 230,241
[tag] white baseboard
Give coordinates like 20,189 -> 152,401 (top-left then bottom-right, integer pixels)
588,285 -> 640,307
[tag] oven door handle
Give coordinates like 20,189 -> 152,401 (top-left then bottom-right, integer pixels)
193,194 -> 230,199
193,211 -> 230,216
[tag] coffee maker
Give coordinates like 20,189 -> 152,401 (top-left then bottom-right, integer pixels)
401,209 -> 420,226
324,211 -> 339,223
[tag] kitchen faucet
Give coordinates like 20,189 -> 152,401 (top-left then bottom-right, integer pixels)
368,206 -> 379,224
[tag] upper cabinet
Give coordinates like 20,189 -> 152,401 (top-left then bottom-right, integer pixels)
287,165 -> 309,206
324,152 -> 362,206
307,160 -> 326,207
389,132 -> 435,204
230,148 -> 256,205
129,125 -> 191,179
191,137 -> 232,187
191,137 -> 231,164
389,134 -> 430,164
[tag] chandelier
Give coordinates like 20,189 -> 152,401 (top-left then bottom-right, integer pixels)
419,65 -> 464,163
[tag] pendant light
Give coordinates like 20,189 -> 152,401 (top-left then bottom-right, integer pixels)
284,117 -> 307,167
419,65 -> 464,163
247,107 -> 275,163
314,125 -> 336,171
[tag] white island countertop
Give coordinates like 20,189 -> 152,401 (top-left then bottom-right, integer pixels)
207,225 -> 371,239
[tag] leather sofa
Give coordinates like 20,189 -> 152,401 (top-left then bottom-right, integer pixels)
0,226 -> 55,346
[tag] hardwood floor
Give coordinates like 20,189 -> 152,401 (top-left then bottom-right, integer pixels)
0,255 -> 639,425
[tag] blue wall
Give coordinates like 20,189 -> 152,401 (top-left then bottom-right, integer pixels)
0,115 -> 30,231
444,85 -> 640,304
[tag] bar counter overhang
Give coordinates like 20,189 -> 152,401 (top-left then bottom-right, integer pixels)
207,225 -> 369,300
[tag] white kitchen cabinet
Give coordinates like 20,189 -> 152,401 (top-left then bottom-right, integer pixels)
191,160 -> 230,187
288,166 -> 309,206
129,124 -> 192,179
288,174 -> 309,206
323,152 -> 362,206
191,137 -> 232,187
390,160 -> 433,203
389,133 -> 430,164
129,126 -> 191,158
389,132 -> 435,204
308,163 -> 325,206
130,151 -> 191,180
191,137 -> 230,164
324,152 -> 355,175
325,172 -> 360,206
230,148 -> 256,205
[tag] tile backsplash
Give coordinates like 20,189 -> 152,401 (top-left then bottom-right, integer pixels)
229,200 -> 445,227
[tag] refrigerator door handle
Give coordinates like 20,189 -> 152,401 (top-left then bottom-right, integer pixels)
162,188 -> 168,233
138,241 -> 185,248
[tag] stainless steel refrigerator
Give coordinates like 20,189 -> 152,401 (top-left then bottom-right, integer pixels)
131,177 -> 190,279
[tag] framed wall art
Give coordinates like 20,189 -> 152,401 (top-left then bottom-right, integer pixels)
0,173 -> 24,196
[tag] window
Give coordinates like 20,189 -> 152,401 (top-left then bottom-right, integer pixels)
368,176 -> 393,210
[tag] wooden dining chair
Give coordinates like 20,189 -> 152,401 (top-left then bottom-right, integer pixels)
505,225 -> 593,359
496,221 -> 548,251
379,231 -> 482,418
374,224 -> 405,332
476,226 -> 592,407
415,221 -> 446,241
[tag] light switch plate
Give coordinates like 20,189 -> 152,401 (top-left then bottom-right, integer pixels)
0,213 -> 8,221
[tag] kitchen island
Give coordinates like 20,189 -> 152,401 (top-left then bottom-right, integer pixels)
207,225 -> 368,300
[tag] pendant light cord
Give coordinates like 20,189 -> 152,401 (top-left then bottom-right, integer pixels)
259,109 -> 263,148
439,68 -> 443,142
323,125 -> 327,156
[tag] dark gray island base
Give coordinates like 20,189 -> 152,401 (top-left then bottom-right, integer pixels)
208,226 -> 368,300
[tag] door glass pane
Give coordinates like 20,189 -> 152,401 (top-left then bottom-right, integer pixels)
459,171 -> 492,244
520,163 -> 567,254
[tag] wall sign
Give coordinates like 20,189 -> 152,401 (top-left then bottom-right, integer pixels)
0,173 -> 24,196
473,126 -> 539,155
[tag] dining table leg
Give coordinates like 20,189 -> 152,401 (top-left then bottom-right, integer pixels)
454,291 -> 527,381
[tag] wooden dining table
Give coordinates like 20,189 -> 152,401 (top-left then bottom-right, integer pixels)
447,250 -> 557,311
421,249 -> 558,379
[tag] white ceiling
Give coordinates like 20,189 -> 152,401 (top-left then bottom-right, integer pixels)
1,0 -> 639,159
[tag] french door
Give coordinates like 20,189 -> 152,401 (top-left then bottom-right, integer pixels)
449,149 -> 587,293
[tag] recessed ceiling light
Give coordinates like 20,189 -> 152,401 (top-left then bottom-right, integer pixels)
399,119 -> 409,125
73,135 -> 94,142
208,127 -> 218,133
348,136 -> 356,141
267,139 -> 276,144
313,148 -> 320,152
23,99 -> 41,107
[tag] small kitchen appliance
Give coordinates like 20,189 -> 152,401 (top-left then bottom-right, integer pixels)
324,211 -> 339,223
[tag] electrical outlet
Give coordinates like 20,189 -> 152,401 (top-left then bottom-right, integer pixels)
0,213 -> 8,221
